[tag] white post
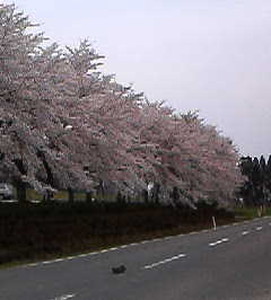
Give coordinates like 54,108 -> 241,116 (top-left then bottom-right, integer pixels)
212,216 -> 217,230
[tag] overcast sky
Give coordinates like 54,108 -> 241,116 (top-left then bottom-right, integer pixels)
7,0 -> 271,158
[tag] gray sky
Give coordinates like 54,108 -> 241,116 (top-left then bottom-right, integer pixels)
8,0 -> 271,158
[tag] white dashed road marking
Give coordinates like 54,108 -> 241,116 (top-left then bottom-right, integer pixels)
209,241 -> 221,247
144,253 -> 186,270
209,238 -> 229,247
51,294 -> 76,300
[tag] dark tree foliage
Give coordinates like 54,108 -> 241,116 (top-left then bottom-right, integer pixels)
239,155 -> 271,205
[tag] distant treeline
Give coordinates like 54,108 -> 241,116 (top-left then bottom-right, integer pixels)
239,155 -> 271,205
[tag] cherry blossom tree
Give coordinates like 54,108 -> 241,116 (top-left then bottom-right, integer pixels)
129,105 -> 242,206
0,3 -> 242,205
0,4 -> 94,200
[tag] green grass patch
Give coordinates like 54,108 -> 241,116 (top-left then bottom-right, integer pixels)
25,188 -> 93,202
234,206 -> 271,220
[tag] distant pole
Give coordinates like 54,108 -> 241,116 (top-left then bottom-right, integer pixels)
212,216 -> 217,230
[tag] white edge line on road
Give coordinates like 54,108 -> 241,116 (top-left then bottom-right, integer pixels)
77,254 -> 88,258
27,262 -> 39,267
221,225 -> 230,228
42,260 -> 54,265
54,258 -> 65,262
188,231 -> 197,235
88,251 -> 98,255
152,238 -> 163,242
100,249 -> 109,253
66,256 -> 75,260
130,242 -> 139,246
140,240 -> 149,244
109,247 -> 118,251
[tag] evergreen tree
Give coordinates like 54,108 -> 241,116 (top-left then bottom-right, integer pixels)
265,155 -> 271,199
239,155 -> 271,205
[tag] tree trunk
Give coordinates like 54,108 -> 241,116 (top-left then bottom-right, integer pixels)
43,189 -> 53,202
15,181 -> 27,203
152,183 -> 160,204
142,189 -> 148,204
68,188 -> 74,203
86,191 -> 93,203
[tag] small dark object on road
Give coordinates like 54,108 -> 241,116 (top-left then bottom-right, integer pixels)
112,265 -> 126,274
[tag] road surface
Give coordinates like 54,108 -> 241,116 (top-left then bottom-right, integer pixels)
0,217 -> 271,300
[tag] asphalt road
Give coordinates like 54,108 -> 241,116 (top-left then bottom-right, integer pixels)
0,216 -> 271,300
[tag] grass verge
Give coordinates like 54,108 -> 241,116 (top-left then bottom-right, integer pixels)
1,202 -> 266,269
